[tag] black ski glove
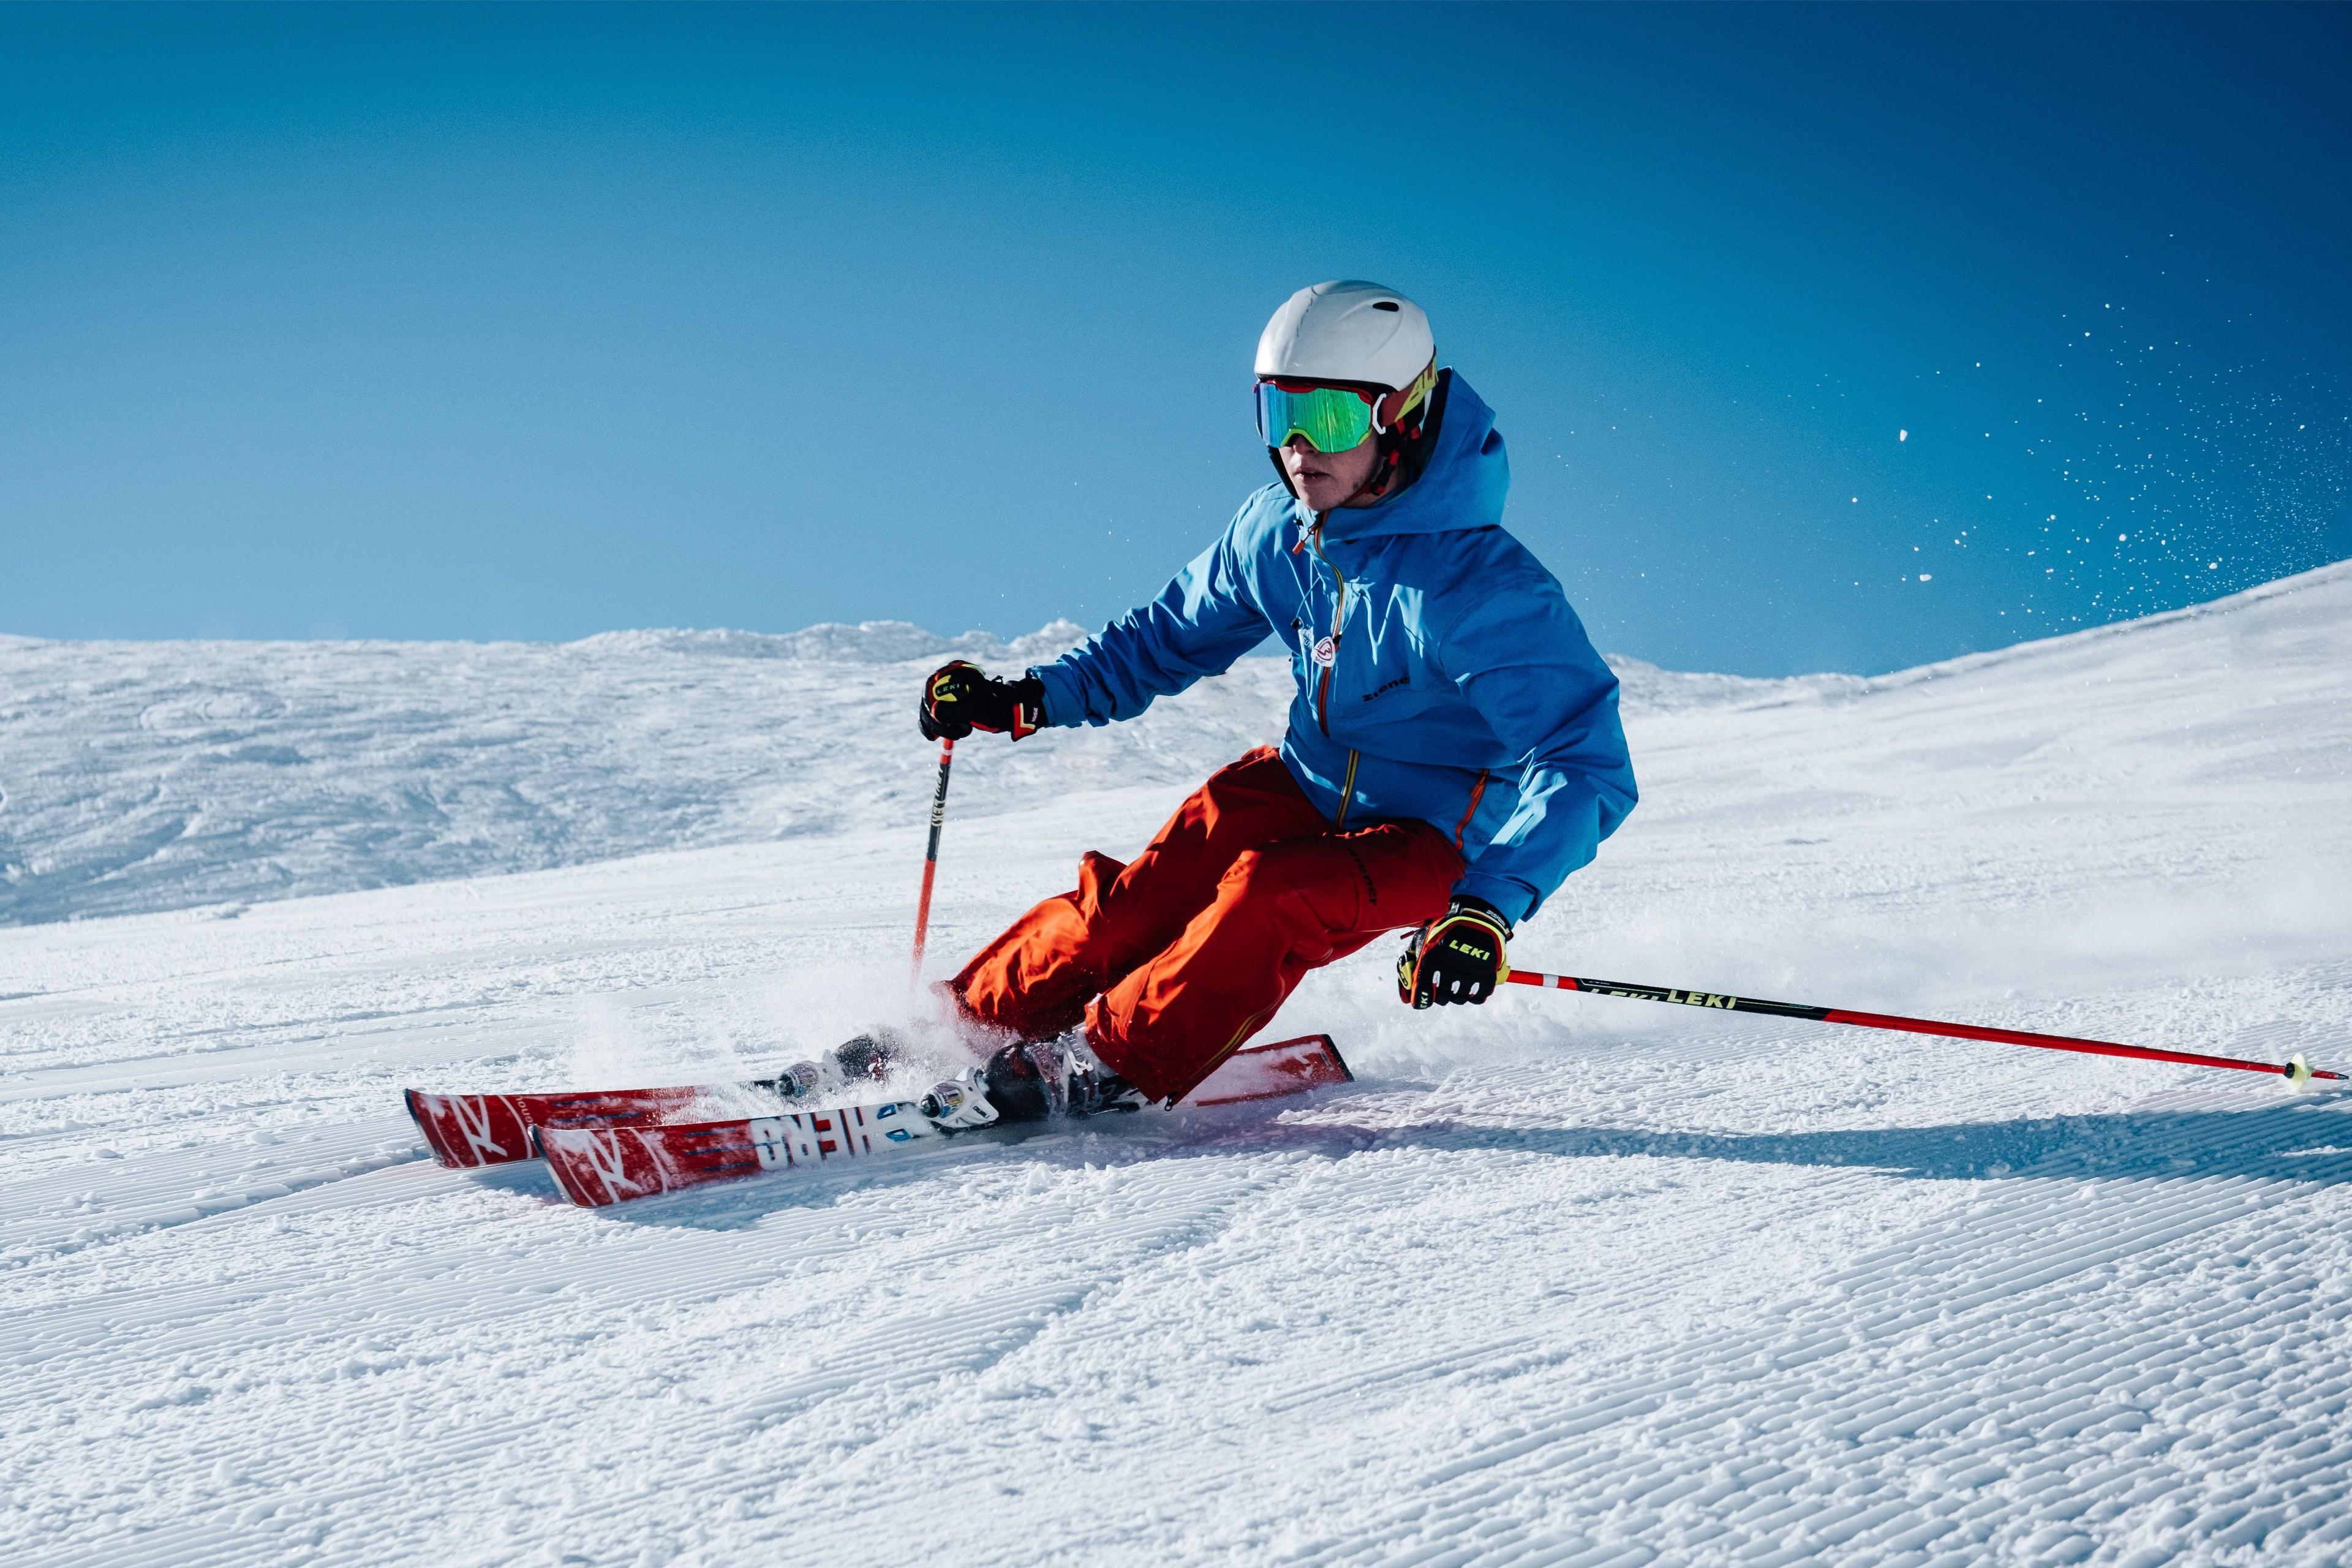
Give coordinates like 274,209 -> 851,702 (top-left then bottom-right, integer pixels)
918,660 -> 1046,741
1398,895 -> 1513,1008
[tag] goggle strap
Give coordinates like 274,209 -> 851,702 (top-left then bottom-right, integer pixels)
1372,362 -> 1439,437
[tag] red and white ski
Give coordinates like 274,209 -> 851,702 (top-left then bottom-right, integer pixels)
537,1098 -> 940,1207
535,1033 -> 1352,1208
406,1084 -> 729,1169
424,1033 -> 1352,1207
406,1041 -> 911,1169
408,1033 -> 1352,1172
1183,1032 -> 1354,1106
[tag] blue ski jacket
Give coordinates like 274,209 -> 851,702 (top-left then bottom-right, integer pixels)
1030,371 -> 1635,927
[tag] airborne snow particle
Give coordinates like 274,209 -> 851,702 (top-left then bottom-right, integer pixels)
1898,429 -> 1908,442
1918,573 -> 1932,582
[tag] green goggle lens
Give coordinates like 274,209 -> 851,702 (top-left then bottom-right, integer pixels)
1254,380 -> 1378,454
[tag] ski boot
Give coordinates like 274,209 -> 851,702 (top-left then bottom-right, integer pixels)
919,1035 -> 1146,1130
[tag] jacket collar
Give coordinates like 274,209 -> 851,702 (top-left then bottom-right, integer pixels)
1295,371 -> 1511,544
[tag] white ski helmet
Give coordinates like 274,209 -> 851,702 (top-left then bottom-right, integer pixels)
1255,280 -> 1434,392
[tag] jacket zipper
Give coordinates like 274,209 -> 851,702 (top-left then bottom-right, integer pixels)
1305,519 -> 1360,826
1306,521 -> 1349,737
1452,768 -> 1490,848
1334,747 -> 1360,827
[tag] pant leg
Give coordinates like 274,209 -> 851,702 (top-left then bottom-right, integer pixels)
951,747 -> 1328,1041
1085,816 -> 1466,1104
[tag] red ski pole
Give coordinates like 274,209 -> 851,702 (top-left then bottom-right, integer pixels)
910,736 -> 954,987
1503,968 -> 2339,1087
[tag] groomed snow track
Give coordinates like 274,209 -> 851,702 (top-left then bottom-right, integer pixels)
4,562 -> 2349,1564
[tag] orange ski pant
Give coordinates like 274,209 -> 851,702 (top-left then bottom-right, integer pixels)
950,747 -> 1464,1104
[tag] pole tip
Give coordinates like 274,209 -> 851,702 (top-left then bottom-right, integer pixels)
2286,1053 -> 2314,1092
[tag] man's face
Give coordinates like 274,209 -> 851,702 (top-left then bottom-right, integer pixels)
1277,429 -> 1381,511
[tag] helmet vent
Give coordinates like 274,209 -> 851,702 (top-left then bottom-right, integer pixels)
1372,301 -> 1400,312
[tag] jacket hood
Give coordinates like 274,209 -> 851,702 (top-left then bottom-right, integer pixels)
1313,369 -> 1510,542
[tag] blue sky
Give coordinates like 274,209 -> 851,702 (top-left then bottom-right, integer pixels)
2,3 -> 2345,676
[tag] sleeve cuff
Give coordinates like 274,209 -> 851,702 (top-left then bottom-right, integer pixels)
1453,872 -> 1536,931
1028,663 -> 1081,729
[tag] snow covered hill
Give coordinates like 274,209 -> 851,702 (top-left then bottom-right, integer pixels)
4,562 -> 2349,1566
0,617 -> 1834,927
0,618 -> 1114,926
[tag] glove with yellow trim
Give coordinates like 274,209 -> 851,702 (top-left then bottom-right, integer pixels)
918,660 -> 1046,741
1398,895 -> 1512,1008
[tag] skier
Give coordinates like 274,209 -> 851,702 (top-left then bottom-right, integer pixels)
914,281 -> 1637,1126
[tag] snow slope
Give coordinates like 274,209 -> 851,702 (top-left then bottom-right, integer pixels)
0,618 -> 1095,926
0,620 -> 1826,927
3,562 -> 2349,1566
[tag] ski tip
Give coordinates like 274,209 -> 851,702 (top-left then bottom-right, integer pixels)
1319,1033 -> 1356,1084
1183,1033 -> 1352,1106
402,1088 -> 468,1169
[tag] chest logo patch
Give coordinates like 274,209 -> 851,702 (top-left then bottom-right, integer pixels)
1311,635 -> 1337,667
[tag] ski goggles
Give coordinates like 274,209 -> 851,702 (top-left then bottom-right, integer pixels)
1254,364 -> 1438,453
1254,379 -> 1382,454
